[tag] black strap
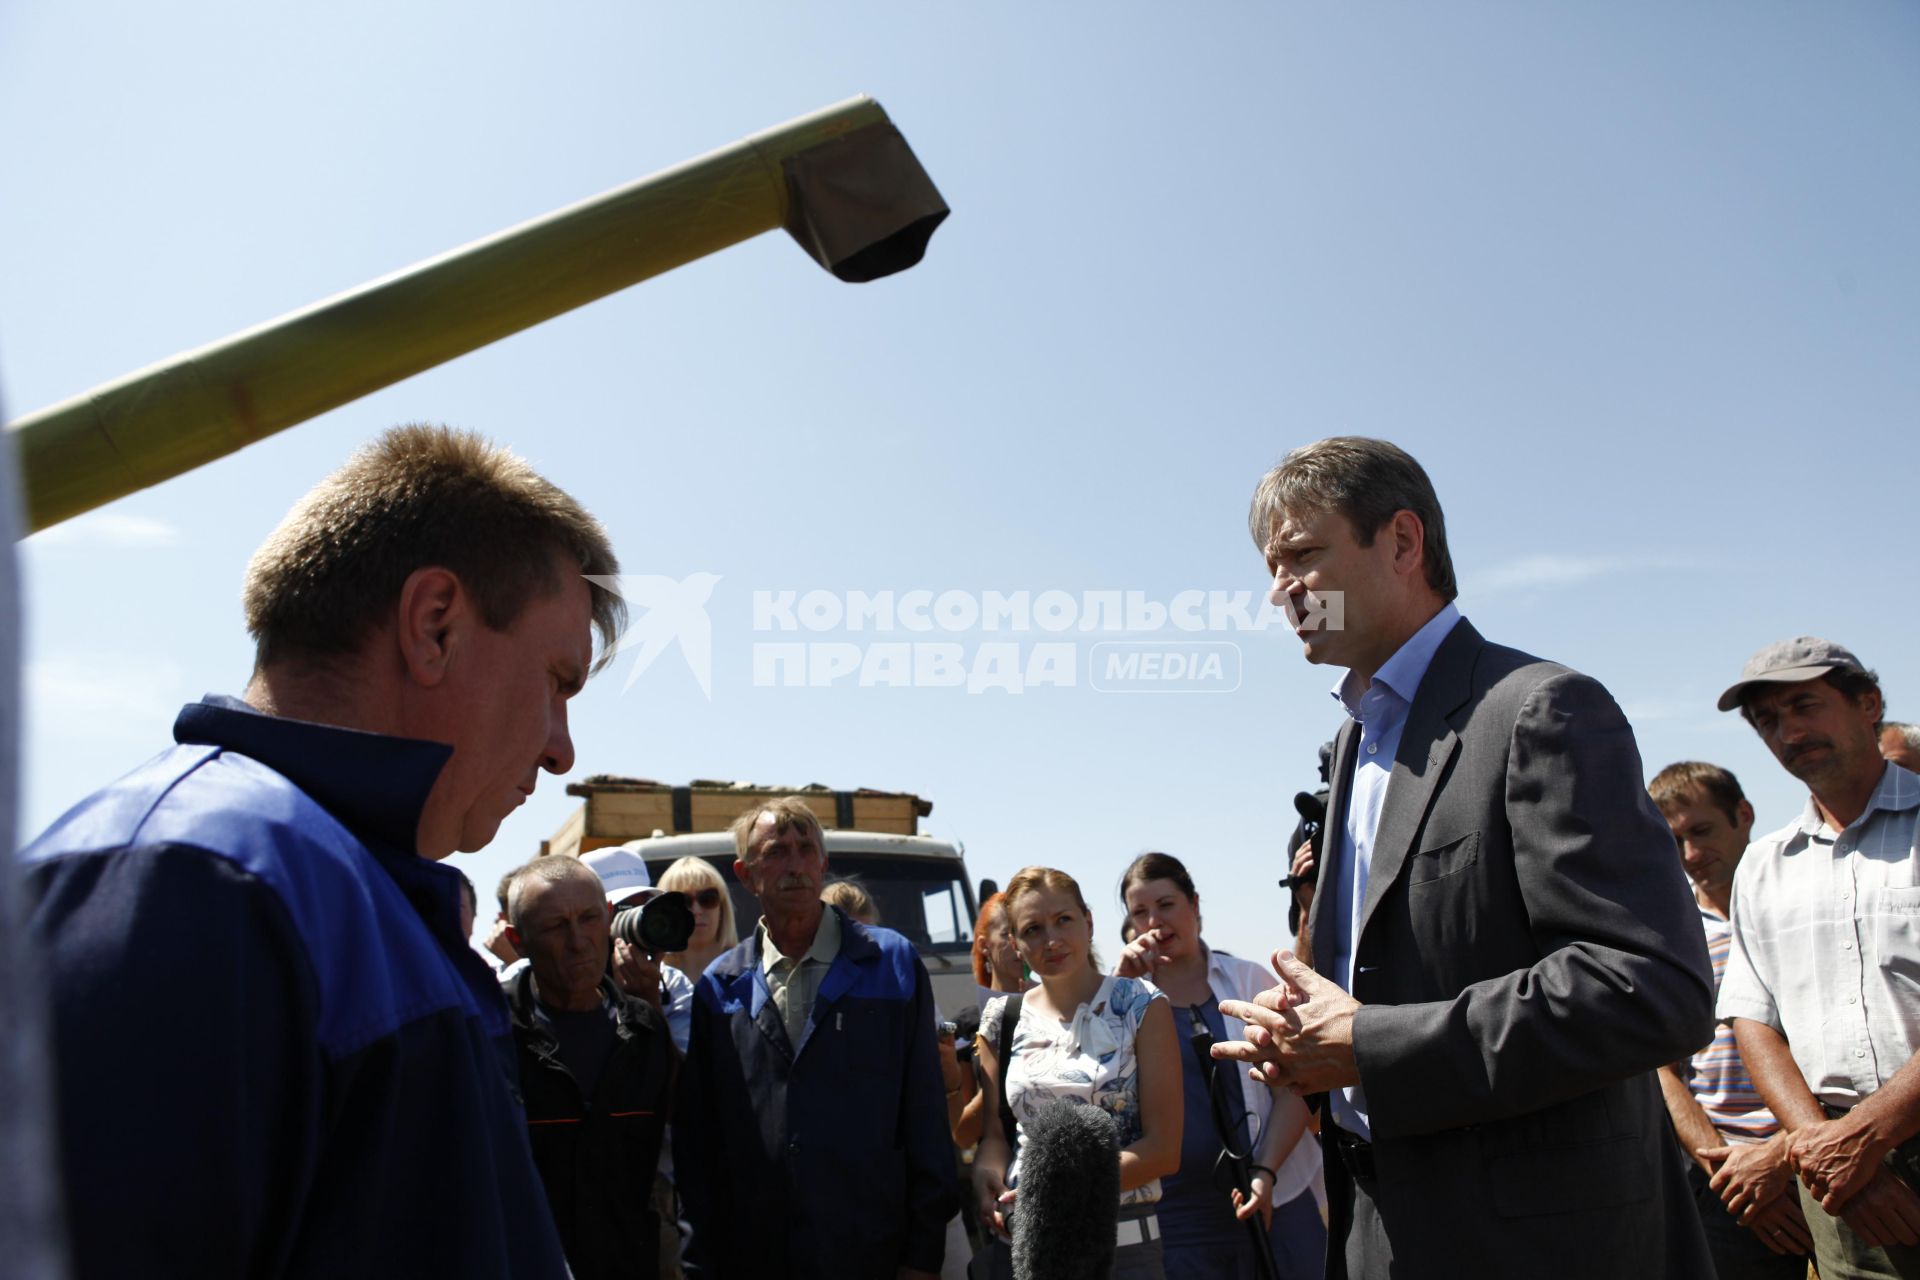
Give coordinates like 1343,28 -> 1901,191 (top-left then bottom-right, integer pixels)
995,993 -> 1022,1153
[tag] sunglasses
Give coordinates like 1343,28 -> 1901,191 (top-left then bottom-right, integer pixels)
689,888 -> 723,910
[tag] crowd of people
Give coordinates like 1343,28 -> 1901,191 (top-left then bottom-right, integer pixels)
11,424 -> 1919,1280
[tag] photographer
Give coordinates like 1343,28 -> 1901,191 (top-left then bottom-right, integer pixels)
503,854 -> 683,1280
586,847 -> 697,1052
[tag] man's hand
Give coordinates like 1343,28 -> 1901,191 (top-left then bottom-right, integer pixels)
1288,842 -> 1317,915
483,918 -> 519,965
1213,950 -> 1359,1095
973,1163 -> 1016,1242
1701,1133 -> 1794,1223
1114,927 -> 1171,980
1744,1191 -> 1813,1256
1838,1168 -> 1920,1249
1231,1167 -> 1275,1230
611,938 -> 663,1011
1790,1113 -> 1892,1213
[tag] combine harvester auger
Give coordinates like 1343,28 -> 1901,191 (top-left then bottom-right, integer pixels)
6,95 -> 948,534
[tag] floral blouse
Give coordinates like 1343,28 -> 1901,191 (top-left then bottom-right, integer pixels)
983,974 -> 1167,1207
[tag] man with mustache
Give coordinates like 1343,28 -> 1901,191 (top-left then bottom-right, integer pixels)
1718,638 -> 1920,1278
675,797 -> 954,1280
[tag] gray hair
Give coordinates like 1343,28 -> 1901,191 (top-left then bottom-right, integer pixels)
1888,722 -> 1920,751
1247,436 -> 1458,602
504,855 -> 604,930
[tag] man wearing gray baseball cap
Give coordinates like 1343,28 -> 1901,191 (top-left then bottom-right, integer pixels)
1715,636 -> 1920,1278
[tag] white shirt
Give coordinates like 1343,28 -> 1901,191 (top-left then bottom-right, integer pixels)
1718,762 -> 1920,1108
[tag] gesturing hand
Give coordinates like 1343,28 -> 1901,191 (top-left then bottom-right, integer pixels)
1114,927 -> 1171,980
1213,950 -> 1360,1095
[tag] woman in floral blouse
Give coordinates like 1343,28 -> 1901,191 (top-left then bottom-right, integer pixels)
973,866 -> 1181,1279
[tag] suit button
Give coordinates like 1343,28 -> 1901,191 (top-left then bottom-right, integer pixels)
789,1141 -> 801,1155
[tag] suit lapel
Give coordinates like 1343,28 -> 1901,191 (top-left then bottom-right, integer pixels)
1306,718 -> 1361,979
1355,619 -> 1482,944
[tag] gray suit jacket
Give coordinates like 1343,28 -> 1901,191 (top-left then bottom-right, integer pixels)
1306,619 -> 1715,1278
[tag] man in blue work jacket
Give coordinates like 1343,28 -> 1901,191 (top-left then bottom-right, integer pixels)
677,796 -> 956,1280
21,424 -> 624,1278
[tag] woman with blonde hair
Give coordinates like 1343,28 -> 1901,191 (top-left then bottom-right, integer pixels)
974,866 -> 1180,1278
657,856 -> 737,981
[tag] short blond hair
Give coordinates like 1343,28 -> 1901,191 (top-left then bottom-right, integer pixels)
243,424 -> 624,673
729,796 -> 826,863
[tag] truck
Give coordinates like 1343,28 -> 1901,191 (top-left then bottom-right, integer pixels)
544,777 -> 989,1014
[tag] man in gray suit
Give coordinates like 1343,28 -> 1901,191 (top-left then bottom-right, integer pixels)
1215,437 -> 1716,1278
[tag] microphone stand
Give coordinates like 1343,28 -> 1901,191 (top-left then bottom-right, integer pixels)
1186,1008 -> 1282,1280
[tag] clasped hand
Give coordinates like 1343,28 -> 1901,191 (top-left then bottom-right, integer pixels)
1213,950 -> 1360,1095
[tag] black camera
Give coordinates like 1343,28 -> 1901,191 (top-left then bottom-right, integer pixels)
610,891 -> 695,955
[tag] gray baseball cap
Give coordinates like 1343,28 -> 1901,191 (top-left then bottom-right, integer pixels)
1717,636 -> 1868,712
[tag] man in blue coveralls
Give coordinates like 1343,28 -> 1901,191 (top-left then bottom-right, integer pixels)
21,424 -> 624,1278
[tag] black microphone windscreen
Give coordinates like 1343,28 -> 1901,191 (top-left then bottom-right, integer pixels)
1011,1100 -> 1120,1280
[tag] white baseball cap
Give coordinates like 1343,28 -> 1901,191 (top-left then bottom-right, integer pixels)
580,847 -> 653,907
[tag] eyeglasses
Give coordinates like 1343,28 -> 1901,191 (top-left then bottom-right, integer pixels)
690,888 -> 723,910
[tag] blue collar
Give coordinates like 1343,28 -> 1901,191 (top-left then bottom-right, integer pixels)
1333,602 -> 1462,716
174,694 -> 451,857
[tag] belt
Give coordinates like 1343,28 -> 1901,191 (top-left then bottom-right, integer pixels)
1328,1121 -> 1376,1182
1114,1213 -> 1160,1247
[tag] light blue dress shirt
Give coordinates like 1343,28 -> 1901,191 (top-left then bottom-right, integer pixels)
1324,602 -> 1461,1141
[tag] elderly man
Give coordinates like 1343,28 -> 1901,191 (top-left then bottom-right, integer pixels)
1717,638 -> 1920,1278
676,797 -> 954,1280
504,854 -> 679,1280
1648,761 -> 1812,1277
1215,437 -> 1715,1278
20,425 -> 620,1277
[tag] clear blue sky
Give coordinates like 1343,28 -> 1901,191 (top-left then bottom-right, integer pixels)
4,3 -> 1917,965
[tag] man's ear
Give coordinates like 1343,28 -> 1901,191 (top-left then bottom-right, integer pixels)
733,858 -> 750,885
1389,509 -> 1427,580
396,566 -> 468,688
505,924 -> 522,950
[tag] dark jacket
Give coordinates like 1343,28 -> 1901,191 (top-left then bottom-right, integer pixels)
1307,621 -> 1716,1278
506,967 -> 679,1280
676,908 -> 957,1280
19,696 -> 568,1278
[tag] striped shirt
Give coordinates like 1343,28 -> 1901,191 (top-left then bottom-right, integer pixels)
1718,763 -> 1920,1108
1688,904 -> 1779,1141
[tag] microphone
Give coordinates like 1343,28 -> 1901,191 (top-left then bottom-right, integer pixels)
1010,1100 -> 1120,1280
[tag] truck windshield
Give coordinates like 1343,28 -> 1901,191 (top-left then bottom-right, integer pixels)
652,855 -> 976,956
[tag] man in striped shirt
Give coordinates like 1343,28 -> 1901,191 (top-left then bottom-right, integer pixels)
1650,762 -> 1812,1278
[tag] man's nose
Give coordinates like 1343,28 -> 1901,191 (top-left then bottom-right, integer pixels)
543,703 -> 575,776
1267,567 -> 1294,608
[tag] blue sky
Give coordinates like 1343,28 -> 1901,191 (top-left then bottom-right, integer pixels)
4,3 -> 1917,965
